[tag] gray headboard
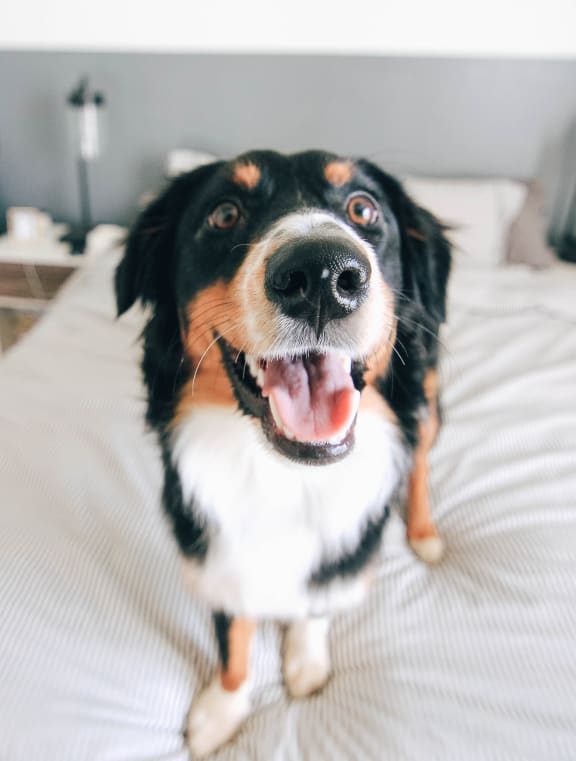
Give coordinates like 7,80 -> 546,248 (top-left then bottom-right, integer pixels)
0,51 -> 575,230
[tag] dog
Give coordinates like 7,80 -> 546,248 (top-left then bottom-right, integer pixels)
115,150 -> 451,757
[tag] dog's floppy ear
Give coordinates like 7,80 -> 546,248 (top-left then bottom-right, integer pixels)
115,162 -> 222,315
358,161 -> 452,324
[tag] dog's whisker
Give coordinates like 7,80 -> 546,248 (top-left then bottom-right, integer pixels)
189,320 -> 233,343
187,305 -> 237,328
171,354 -> 186,398
230,243 -> 253,254
392,310 -> 450,356
390,342 -> 407,367
188,312 -> 239,341
232,337 -> 250,361
190,322 -> 243,395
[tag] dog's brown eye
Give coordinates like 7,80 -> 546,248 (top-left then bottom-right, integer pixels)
209,201 -> 240,230
346,194 -> 379,227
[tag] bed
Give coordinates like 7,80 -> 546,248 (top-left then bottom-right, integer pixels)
1,184 -> 575,760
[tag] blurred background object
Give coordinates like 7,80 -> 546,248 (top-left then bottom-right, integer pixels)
60,77 -> 106,254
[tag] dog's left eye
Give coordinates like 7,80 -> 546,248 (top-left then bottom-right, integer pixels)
208,201 -> 241,230
346,194 -> 379,227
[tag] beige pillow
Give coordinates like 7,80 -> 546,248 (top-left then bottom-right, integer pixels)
506,181 -> 557,268
403,176 -> 527,267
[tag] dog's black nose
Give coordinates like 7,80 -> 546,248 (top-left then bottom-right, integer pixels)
265,239 -> 371,336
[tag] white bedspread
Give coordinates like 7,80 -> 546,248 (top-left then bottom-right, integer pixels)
1,252 -> 575,760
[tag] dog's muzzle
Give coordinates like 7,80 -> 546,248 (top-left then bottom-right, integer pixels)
265,238 -> 371,338
217,230 -> 379,464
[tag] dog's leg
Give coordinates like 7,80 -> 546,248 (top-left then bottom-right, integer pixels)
188,613 -> 255,758
407,368 -> 445,564
283,616 -> 331,698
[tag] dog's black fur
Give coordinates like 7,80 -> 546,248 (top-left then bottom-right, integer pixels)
115,150 -> 452,753
115,148 -> 450,582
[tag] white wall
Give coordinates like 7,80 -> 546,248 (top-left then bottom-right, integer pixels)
1,0 -> 575,57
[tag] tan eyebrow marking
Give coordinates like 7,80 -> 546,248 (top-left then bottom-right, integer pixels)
324,160 -> 354,187
232,161 -> 261,190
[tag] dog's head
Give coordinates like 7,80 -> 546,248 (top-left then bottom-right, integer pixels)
116,150 -> 450,464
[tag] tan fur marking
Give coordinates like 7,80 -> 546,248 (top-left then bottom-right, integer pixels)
220,619 -> 256,692
407,368 -> 441,542
233,162 -> 261,190
424,369 -> 439,402
173,237 -> 278,426
422,368 -> 440,448
364,316 -> 397,387
407,443 -> 436,541
174,282 -> 245,421
324,160 -> 354,187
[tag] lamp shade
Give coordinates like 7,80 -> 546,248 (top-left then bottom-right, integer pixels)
67,78 -> 105,162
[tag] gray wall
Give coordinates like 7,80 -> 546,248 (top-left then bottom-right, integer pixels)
0,51 -> 575,229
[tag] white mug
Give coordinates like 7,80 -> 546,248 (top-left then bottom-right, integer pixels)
6,207 -> 52,241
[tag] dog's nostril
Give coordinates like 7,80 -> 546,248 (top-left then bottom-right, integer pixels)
336,266 -> 370,298
336,268 -> 363,295
273,270 -> 308,298
265,241 -> 371,333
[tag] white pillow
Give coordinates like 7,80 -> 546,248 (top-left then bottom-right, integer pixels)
165,148 -> 218,177
402,176 -> 527,267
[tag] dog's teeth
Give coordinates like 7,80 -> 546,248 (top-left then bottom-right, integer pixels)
268,396 -> 296,440
245,353 -> 259,379
269,396 -> 282,428
256,368 -> 265,388
337,354 -> 352,373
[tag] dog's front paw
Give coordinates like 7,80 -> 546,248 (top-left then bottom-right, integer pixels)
409,533 -> 445,564
187,678 -> 251,758
283,617 -> 331,698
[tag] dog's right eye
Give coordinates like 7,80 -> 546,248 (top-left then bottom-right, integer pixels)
208,201 -> 241,230
346,193 -> 379,227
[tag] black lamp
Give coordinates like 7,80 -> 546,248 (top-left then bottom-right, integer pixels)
61,77 -> 106,254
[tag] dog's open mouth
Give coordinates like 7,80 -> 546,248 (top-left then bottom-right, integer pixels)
218,338 -> 365,464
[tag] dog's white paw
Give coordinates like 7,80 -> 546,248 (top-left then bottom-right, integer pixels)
187,678 -> 251,758
283,617 -> 331,698
410,534 -> 445,564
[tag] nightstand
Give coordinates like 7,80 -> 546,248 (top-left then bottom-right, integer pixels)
0,225 -> 81,352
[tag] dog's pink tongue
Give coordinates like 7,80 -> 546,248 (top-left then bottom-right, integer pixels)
261,354 -> 359,442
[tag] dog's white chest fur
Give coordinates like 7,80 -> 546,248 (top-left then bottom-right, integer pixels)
173,406 -> 405,619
